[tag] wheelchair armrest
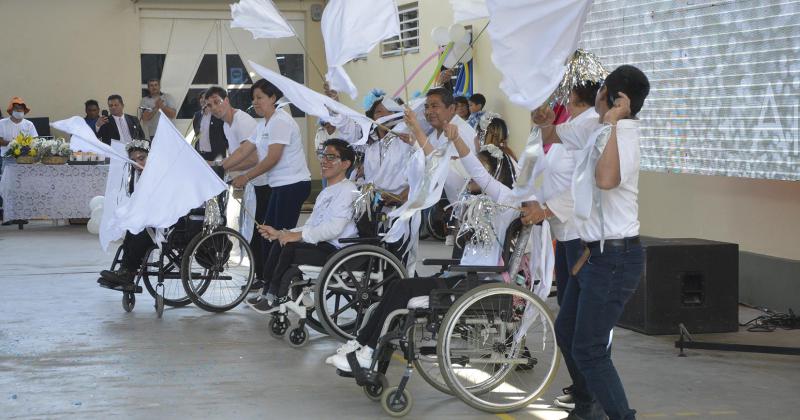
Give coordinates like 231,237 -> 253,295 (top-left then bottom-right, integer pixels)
339,237 -> 382,245
422,258 -> 461,266
449,265 -> 507,274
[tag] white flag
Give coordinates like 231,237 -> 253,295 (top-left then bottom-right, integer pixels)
450,0 -> 489,22
249,60 -> 374,144
113,112 -> 227,234
99,140 -> 130,252
230,0 -> 294,39
321,0 -> 401,99
486,0 -> 593,109
51,116 -> 137,166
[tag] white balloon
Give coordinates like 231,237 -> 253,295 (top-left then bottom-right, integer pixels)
89,195 -> 104,211
87,218 -> 100,235
448,24 -> 467,44
431,26 -> 450,46
90,207 -> 104,221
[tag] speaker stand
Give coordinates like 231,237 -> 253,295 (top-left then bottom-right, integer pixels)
675,323 -> 800,357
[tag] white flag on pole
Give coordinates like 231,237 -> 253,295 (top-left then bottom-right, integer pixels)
486,0 -> 593,109
249,60 -> 374,144
230,0 -> 294,39
321,0 -> 401,99
113,112 -> 227,234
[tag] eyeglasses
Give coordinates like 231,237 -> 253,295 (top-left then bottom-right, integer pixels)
316,152 -> 342,162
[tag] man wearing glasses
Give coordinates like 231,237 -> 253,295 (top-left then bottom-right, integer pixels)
249,139 -> 359,313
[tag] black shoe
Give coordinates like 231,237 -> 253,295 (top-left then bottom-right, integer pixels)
100,269 -> 134,286
242,279 -> 265,293
566,399 -> 607,420
246,295 -> 265,306
251,295 -> 289,314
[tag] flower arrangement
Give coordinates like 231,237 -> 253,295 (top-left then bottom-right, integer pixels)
3,132 -> 37,158
34,137 -> 71,158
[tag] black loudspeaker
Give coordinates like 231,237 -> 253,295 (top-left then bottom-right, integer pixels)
617,237 -> 739,335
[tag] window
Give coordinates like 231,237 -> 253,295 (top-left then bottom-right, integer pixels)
140,54 -> 166,97
381,2 -> 419,57
192,54 -> 218,85
172,52 -> 255,119
276,54 -> 306,118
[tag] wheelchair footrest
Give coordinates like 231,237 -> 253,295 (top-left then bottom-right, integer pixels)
98,281 -> 142,293
335,369 -> 355,378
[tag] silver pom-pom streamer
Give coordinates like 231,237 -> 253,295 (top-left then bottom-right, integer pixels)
352,182 -> 405,222
552,49 -> 608,105
203,197 -> 223,232
455,195 -> 521,254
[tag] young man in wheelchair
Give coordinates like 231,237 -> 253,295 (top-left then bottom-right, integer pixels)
327,113 -> 522,372
248,139 -> 359,313
98,140 -> 152,288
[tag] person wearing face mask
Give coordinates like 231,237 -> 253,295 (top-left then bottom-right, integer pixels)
0,97 -> 39,157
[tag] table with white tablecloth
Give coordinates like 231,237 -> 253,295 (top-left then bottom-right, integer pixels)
0,159 -> 108,220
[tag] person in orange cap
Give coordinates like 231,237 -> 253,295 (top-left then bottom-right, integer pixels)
0,97 -> 38,156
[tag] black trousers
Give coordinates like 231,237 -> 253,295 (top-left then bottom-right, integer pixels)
249,184 -> 272,280
121,230 -> 154,272
356,276 -> 463,348
263,241 -> 338,298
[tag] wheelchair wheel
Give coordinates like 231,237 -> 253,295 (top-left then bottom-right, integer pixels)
436,283 -> 559,413
408,322 -> 451,395
181,227 -> 254,312
315,244 -> 407,341
381,386 -> 413,417
425,200 -> 451,241
141,246 -> 194,308
122,292 -> 135,312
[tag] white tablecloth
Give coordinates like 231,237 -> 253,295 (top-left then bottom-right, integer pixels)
0,159 -> 108,220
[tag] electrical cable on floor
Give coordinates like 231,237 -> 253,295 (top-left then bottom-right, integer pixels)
739,306 -> 799,332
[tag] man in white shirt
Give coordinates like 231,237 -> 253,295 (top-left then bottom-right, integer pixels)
249,139 -> 358,313
0,97 -> 38,156
205,86 -> 269,290
551,65 -> 651,420
140,79 -> 177,140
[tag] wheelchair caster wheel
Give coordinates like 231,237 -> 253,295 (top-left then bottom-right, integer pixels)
381,386 -> 413,417
269,316 -> 289,339
363,374 -> 388,402
122,292 -> 135,312
155,294 -> 164,318
287,326 -> 309,348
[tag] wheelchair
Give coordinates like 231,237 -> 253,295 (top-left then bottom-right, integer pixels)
338,219 -> 560,417
101,197 -> 254,317
266,194 -> 408,347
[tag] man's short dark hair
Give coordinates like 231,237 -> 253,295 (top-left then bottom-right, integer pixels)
426,87 -> 455,107
205,86 -> 228,100
468,93 -> 486,108
85,99 -> 99,109
147,78 -> 160,85
572,81 -> 602,107
251,79 -> 284,101
107,94 -> 124,104
454,96 -> 469,107
322,138 -> 355,165
604,65 -> 650,117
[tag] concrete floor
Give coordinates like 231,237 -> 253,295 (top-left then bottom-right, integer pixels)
1,222 -> 798,420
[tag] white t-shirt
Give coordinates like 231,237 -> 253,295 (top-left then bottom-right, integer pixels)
257,109 -> 311,187
294,178 -> 358,248
557,107 -> 602,151
223,110 -> 267,186
140,93 -> 176,138
428,116 -> 476,203
363,133 -> 413,195
575,119 -> 641,242
0,118 -> 38,155
538,144 -> 580,242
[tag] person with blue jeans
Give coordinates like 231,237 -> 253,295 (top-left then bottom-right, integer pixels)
230,79 -> 311,306
548,65 -> 650,420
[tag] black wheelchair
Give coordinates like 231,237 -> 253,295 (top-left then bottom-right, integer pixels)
101,197 -> 254,317
267,192 -> 409,347
339,219 -> 560,417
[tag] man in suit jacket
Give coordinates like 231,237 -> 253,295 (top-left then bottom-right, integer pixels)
192,92 -> 228,163
95,94 -> 146,145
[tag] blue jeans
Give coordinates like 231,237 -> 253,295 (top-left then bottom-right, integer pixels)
555,238 -> 584,306
555,242 -> 644,420
259,180 -> 311,281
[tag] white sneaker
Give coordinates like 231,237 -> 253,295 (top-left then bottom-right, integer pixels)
325,340 -> 361,365
445,235 -> 455,246
332,346 -> 373,372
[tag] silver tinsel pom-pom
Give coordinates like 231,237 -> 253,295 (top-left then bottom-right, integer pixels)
456,195 -> 504,253
552,49 -> 608,105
